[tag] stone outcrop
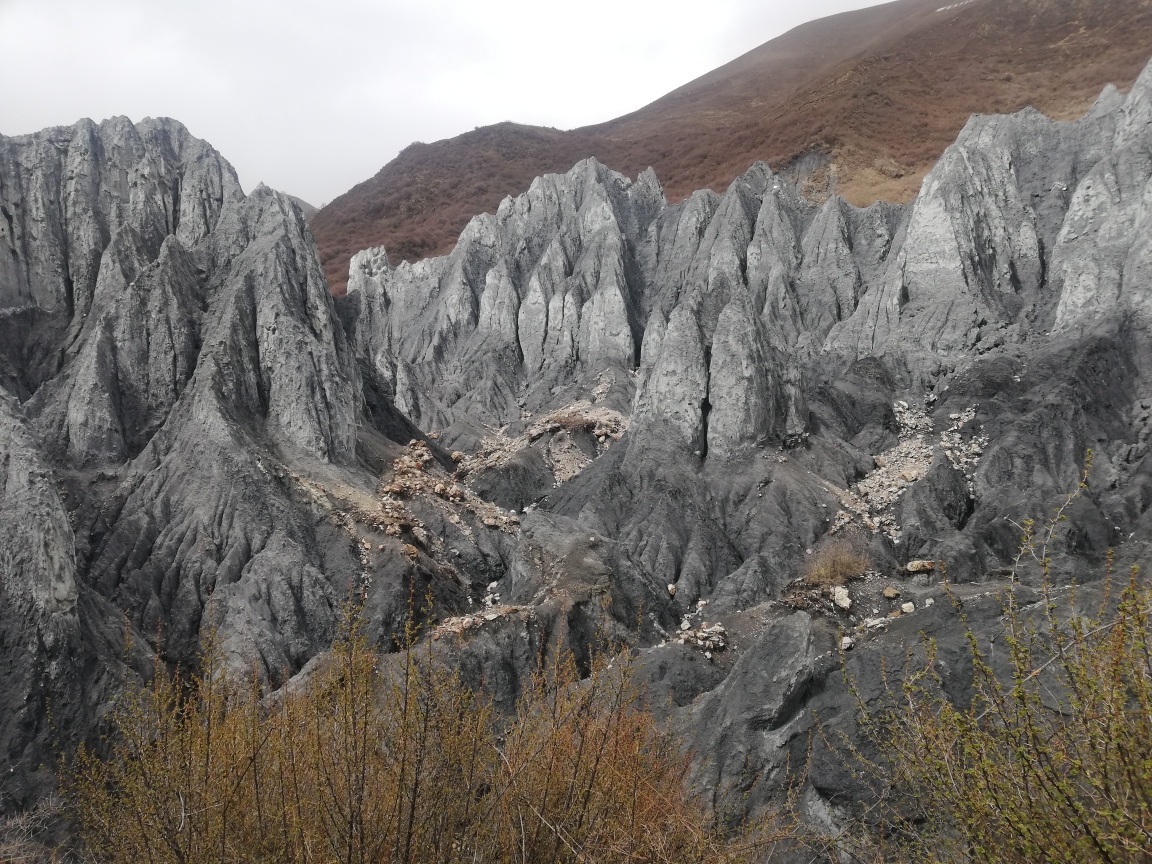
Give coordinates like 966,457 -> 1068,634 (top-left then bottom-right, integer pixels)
0,118 -> 544,803
5,59 -> 1152,833
333,60 -> 1152,822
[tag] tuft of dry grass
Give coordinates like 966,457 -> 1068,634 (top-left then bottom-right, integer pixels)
0,796 -> 65,863
804,541 -> 869,587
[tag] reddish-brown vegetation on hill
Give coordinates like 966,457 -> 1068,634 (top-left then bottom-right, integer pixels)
312,0 -> 1152,294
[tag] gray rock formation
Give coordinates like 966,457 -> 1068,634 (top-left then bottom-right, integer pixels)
334,56 -> 1152,821
4,57 -> 1152,836
0,118 -> 525,805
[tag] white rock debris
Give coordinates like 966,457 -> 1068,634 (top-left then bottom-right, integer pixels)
830,401 -> 987,540
433,605 -> 534,638
833,586 -> 852,609
939,405 -> 988,493
379,440 -> 521,535
459,401 -> 628,487
672,606 -> 729,652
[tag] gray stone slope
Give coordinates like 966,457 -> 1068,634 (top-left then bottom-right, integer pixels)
338,59 -> 1152,606
0,118 -> 532,807
336,56 -> 1152,820
4,58 -> 1152,832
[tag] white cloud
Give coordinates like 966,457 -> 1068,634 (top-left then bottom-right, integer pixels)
0,0 -> 885,205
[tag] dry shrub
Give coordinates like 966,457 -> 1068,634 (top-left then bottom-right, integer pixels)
0,796 -> 63,863
552,411 -> 594,432
67,611 -> 782,863
804,541 -> 868,587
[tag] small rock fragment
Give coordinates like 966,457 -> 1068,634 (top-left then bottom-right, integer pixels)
841,636 -> 854,651
833,586 -> 851,610
883,586 -> 901,599
906,560 -> 935,573
924,597 -> 935,607
901,601 -> 915,614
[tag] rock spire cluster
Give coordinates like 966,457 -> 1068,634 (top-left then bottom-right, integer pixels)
3,60 -> 1152,819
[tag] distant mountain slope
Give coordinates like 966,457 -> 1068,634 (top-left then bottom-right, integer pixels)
287,194 -> 318,221
312,0 -> 1152,294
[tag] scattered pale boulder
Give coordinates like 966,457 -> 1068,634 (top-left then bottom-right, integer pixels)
833,586 -> 852,609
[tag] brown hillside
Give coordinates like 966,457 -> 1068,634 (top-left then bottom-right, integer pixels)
313,0 -> 1152,294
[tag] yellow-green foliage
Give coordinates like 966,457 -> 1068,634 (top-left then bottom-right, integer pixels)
68,611 -> 778,864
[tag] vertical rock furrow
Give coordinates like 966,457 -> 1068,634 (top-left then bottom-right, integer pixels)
4,61 -> 1152,824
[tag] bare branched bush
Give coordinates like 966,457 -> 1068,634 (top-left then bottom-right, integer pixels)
67,607 -> 783,863
830,452 -> 1152,863
805,541 -> 869,587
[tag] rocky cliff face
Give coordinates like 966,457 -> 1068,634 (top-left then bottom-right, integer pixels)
337,59 -> 1152,813
5,61 -> 1152,824
0,118 -> 535,806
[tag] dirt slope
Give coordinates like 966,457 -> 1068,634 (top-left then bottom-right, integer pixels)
312,0 -> 1152,294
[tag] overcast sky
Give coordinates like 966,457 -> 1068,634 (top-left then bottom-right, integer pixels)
1,0 -> 887,206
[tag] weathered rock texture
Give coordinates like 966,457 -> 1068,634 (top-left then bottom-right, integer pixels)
336,59 -> 1152,816
5,60 -> 1152,830
0,118 -> 526,805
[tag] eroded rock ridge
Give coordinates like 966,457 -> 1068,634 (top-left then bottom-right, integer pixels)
4,60 -> 1152,827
